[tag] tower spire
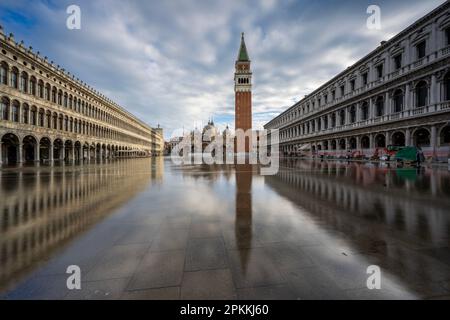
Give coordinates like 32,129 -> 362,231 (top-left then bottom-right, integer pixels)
237,32 -> 250,62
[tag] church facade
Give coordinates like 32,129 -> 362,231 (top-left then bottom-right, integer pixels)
264,2 -> 450,161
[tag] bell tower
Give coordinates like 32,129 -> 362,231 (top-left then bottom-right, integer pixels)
234,32 -> 252,136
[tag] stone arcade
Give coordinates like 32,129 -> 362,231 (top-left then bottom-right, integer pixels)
264,2 -> 450,161
0,26 -> 164,165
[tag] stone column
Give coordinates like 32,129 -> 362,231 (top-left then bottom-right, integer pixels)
405,83 -> 411,110
35,143 -> 40,163
430,74 -> 437,105
369,133 -> 374,149
355,103 -> 360,121
18,104 -> 22,124
369,99 -> 374,119
431,125 -> 437,159
386,131 -> 392,146
385,92 -> 390,114
49,141 -> 54,162
345,107 -> 350,125
71,146 -> 75,163
18,143 -> 23,163
0,141 -> 3,165
405,128 -> 411,146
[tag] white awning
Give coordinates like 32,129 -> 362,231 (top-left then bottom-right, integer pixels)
298,143 -> 311,151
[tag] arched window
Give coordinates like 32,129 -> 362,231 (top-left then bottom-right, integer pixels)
1,97 -> 10,120
393,89 -> 404,113
375,134 -> 386,148
64,93 -> 68,107
331,140 -> 337,150
361,102 -> 369,120
349,105 -> 356,123
414,128 -> 430,147
52,87 -> 57,103
361,136 -> 370,149
46,111 -> 51,128
10,67 -> 18,89
58,90 -> 63,105
45,84 -> 51,101
11,100 -> 19,122
30,106 -> 37,126
339,109 -> 345,125
38,80 -> 44,98
392,131 -> 405,147
22,104 -> 29,124
440,126 -> 450,146
38,109 -> 44,127
445,73 -> 450,101
331,113 -> 336,127
29,76 -> 36,96
416,81 -> 428,108
375,97 -> 384,117
349,137 -> 357,149
20,72 -> 28,93
0,62 -> 8,85
53,113 -> 58,129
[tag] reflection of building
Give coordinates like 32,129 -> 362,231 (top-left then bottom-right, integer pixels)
235,164 -> 253,273
0,159 -> 156,291
265,160 -> 450,290
265,3 -> 450,161
235,33 -> 253,153
0,26 -> 164,165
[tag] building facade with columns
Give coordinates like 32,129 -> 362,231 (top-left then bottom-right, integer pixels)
0,26 -> 164,165
264,2 -> 450,161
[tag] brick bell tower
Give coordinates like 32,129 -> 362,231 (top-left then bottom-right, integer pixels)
234,32 -> 252,152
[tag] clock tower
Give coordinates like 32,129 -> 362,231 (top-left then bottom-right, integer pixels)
234,33 -> 252,152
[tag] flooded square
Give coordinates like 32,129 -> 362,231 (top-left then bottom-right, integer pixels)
1,158 -> 449,300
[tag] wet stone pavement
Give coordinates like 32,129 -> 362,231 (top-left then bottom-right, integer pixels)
1,157 -> 450,300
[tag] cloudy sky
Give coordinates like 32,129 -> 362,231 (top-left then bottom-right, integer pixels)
0,0 -> 446,138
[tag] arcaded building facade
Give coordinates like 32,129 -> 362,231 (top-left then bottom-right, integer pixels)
264,2 -> 450,161
0,26 -> 163,165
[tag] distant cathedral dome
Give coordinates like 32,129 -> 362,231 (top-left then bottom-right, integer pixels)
202,118 -> 218,141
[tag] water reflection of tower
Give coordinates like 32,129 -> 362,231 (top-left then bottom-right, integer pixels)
235,164 -> 252,274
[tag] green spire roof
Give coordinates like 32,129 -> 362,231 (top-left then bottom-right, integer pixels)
237,32 -> 250,61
